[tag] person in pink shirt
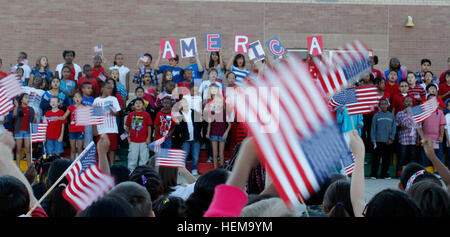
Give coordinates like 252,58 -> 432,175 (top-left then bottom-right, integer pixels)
420,95 -> 446,170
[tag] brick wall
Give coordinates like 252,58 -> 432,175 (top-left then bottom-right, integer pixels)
0,0 -> 448,78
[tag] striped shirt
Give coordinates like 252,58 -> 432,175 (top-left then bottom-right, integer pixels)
395,109 -> 420,145
231,65 -> 249,86
408,84 -> 426,99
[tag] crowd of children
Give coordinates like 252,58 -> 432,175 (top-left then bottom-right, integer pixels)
347,56 -> 450,179
0,50 -> 257,177
0,47 -> 448,219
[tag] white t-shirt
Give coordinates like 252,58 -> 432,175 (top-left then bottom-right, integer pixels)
169,182 -> 195,201
15,64 -> 31,82
93,96 -> 121,134
109,65 -> 130,87
55,63 -> 82,81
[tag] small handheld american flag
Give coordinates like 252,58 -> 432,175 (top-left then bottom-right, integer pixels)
94,45 -> 103,53
140,55 -> 150,63
407,97 -> 439,124
75,105 -> 104,126
148,137 -> 166,153
30,123 -> 48,143
328,85 -> 380,115
314,40 -> 371,96
63,142 -> 115,211
98,73 -> 106,81
155,149 -> 186,168
0,74 -> 24,100
231,55 -> 354,209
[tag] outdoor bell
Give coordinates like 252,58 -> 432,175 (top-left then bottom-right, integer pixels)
405,16 -> 415,27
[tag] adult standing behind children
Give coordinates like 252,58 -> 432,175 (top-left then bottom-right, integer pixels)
93,82 -> 122,165
55,50 -> 82,83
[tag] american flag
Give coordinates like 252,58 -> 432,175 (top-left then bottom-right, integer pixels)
140,55 -> 149,63
30,123 -> 48,143
328,85 -> 380,115
407,97 -> 439,124
0,74 -> 24,98
155,149 -> 186,168
314,41 -> 371,96
342,153 -> 355,175
94,45 -> 103,53
62,142 -> 115,211
231,56 -> 354,209
148,137 -> 166,153
98,73 -> 106,81
75,105 -> 104,126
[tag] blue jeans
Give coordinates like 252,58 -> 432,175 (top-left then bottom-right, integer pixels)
397,144 -> 416,171
421,143 -> 444,167
182,140 -> 200,171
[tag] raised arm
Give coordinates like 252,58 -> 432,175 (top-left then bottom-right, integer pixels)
179,167 -> 197,184
204,51 -> 210,70
0,132 -> 40,212
349,130 -> 366,217
195,54 -> 203,73
422,138 -> 450,190
219,50 -> 226,71
152,49 -> 162,71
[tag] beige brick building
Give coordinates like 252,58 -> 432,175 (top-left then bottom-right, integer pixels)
0,0 -> 448,77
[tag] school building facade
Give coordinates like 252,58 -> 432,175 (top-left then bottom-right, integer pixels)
0,0 -> 449,74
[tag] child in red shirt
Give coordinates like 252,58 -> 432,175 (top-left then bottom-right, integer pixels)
391,80 -> 415,115
45,97 -> 66,156
78,64 -> 100,97
406,71 -> 426,105
154,97 -> 175,148
57,92 -> 84,159
385,70 -> 400,102
13,93 -> 36,167
438,72 -> 450,103
92,54 -> 106,90
125,98 -> 152,170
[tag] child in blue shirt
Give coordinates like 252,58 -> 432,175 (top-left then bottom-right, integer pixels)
154,53 -> 183,84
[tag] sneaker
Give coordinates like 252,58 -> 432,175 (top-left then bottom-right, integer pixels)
207,157 -> 213,163
384,177 -> 392,180
192,169 -> 198,176
370,177 -> 377,180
